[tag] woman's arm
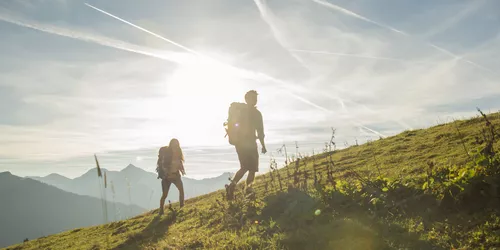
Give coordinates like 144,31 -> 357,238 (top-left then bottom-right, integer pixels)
180,161 -> 186,176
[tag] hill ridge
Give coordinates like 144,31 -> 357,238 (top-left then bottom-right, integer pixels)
6,111 -> 500,250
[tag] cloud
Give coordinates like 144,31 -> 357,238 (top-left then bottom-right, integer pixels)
83,2 -> 342,115
0,10 -> 194,64
1,0 -> 500,178
311,0 -> 407,35
252,0 -> 312,74
309,0 -> 495,74
289,49 -> 435,65
420,0 -> 486,39
1,3 -> 336,118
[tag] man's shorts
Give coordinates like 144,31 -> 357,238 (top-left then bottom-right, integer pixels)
235,143 -> 259,172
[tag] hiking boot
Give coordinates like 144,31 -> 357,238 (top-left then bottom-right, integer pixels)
245,187 -> 254,195
245,187 -> 256,199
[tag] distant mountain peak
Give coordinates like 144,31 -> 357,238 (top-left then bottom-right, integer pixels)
81,167 -> 109,178
121,164 -> 146,174
45,173 -> 69,179
0,171 -> 12,176
124,164 -> 137,169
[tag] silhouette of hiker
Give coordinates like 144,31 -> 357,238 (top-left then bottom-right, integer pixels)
157,138 -> 186,215
226,90 -> 267,200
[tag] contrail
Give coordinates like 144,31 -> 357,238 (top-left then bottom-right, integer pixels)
0,13 -> 191,65
429,47 -> 491,75
426,44 -> 491,72
422,0 -> 485,39
85,3 -> 387,138
311,0 -> 406,35
1,4 -> 386,141
292,88 -> 390,136
290,49 -> 432,64
85,3 -> 356,125
252,0 -> 312,73
83,3 -> 342,114
311,0 -> 493,73
321,91 -> 412,132
3,2 -> 384,138
1,5 -> 332,118
353,121 -> 386,137
85,3 -> 201,57
357,124 -> 386,138
286,91 -> 331,112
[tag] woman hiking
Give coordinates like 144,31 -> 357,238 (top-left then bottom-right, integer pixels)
157,138 -> 186,215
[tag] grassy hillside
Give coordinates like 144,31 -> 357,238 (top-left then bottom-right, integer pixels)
5,110 -> 500,250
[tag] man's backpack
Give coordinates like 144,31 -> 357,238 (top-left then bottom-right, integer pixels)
224,102 -> 251,146
156,146 -> 169,179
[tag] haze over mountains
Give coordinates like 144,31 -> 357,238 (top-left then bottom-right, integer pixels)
1,165 -> 233,247
0,171 -> 145,248
28,164 -> 233,210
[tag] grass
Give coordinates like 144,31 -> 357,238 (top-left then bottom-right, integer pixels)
5,110 -> 500,250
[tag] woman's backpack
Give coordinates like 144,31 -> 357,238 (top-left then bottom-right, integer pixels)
156,146 -> 170,179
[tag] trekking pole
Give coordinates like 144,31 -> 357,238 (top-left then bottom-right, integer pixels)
295,141 -> 299,158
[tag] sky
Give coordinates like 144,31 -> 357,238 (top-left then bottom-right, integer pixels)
1,0 -> 499,179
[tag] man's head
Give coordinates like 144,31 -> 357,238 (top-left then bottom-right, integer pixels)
244,90 -> 258,106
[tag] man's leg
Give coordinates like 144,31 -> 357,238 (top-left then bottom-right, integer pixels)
245,144 -> 259,194
227,145 -> 248,200
159,179 -> 172,215
232,167 -> 248,185
246,171 -> 256,186
233,145 -> 247,184
227,168 -> 247,200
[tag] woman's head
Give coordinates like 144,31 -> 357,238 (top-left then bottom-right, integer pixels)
169,138 -> 180,148
168,138 -> 184,162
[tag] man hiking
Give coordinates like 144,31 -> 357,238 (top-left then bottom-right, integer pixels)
225,90 -> 267,200
156,138 -> 186,215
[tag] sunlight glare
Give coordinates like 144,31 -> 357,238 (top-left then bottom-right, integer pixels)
162,57 -> 248,146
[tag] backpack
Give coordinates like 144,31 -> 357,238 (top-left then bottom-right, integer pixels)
156,146 -> 169,179
224,102 -> 251,146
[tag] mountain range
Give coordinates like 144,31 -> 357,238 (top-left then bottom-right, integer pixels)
27,164 -> 233,210
1,165 -> 234,247
0,171 -> 145,248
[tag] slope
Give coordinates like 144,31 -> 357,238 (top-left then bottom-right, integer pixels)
0,173 -> 146,248
5,110 -> 500,250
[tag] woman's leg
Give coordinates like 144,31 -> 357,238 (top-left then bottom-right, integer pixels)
172,176 -> 185,208
159,178 -> 172,214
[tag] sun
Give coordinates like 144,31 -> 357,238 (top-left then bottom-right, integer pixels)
161,57 -> 249,146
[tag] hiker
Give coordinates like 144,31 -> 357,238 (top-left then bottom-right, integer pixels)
225,90 -> 267,200
157,138 -> 186,215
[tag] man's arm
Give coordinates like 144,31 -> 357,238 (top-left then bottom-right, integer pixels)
256,111 -> 267,153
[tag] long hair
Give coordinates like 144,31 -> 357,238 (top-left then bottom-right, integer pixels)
167,138 -> 184,163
